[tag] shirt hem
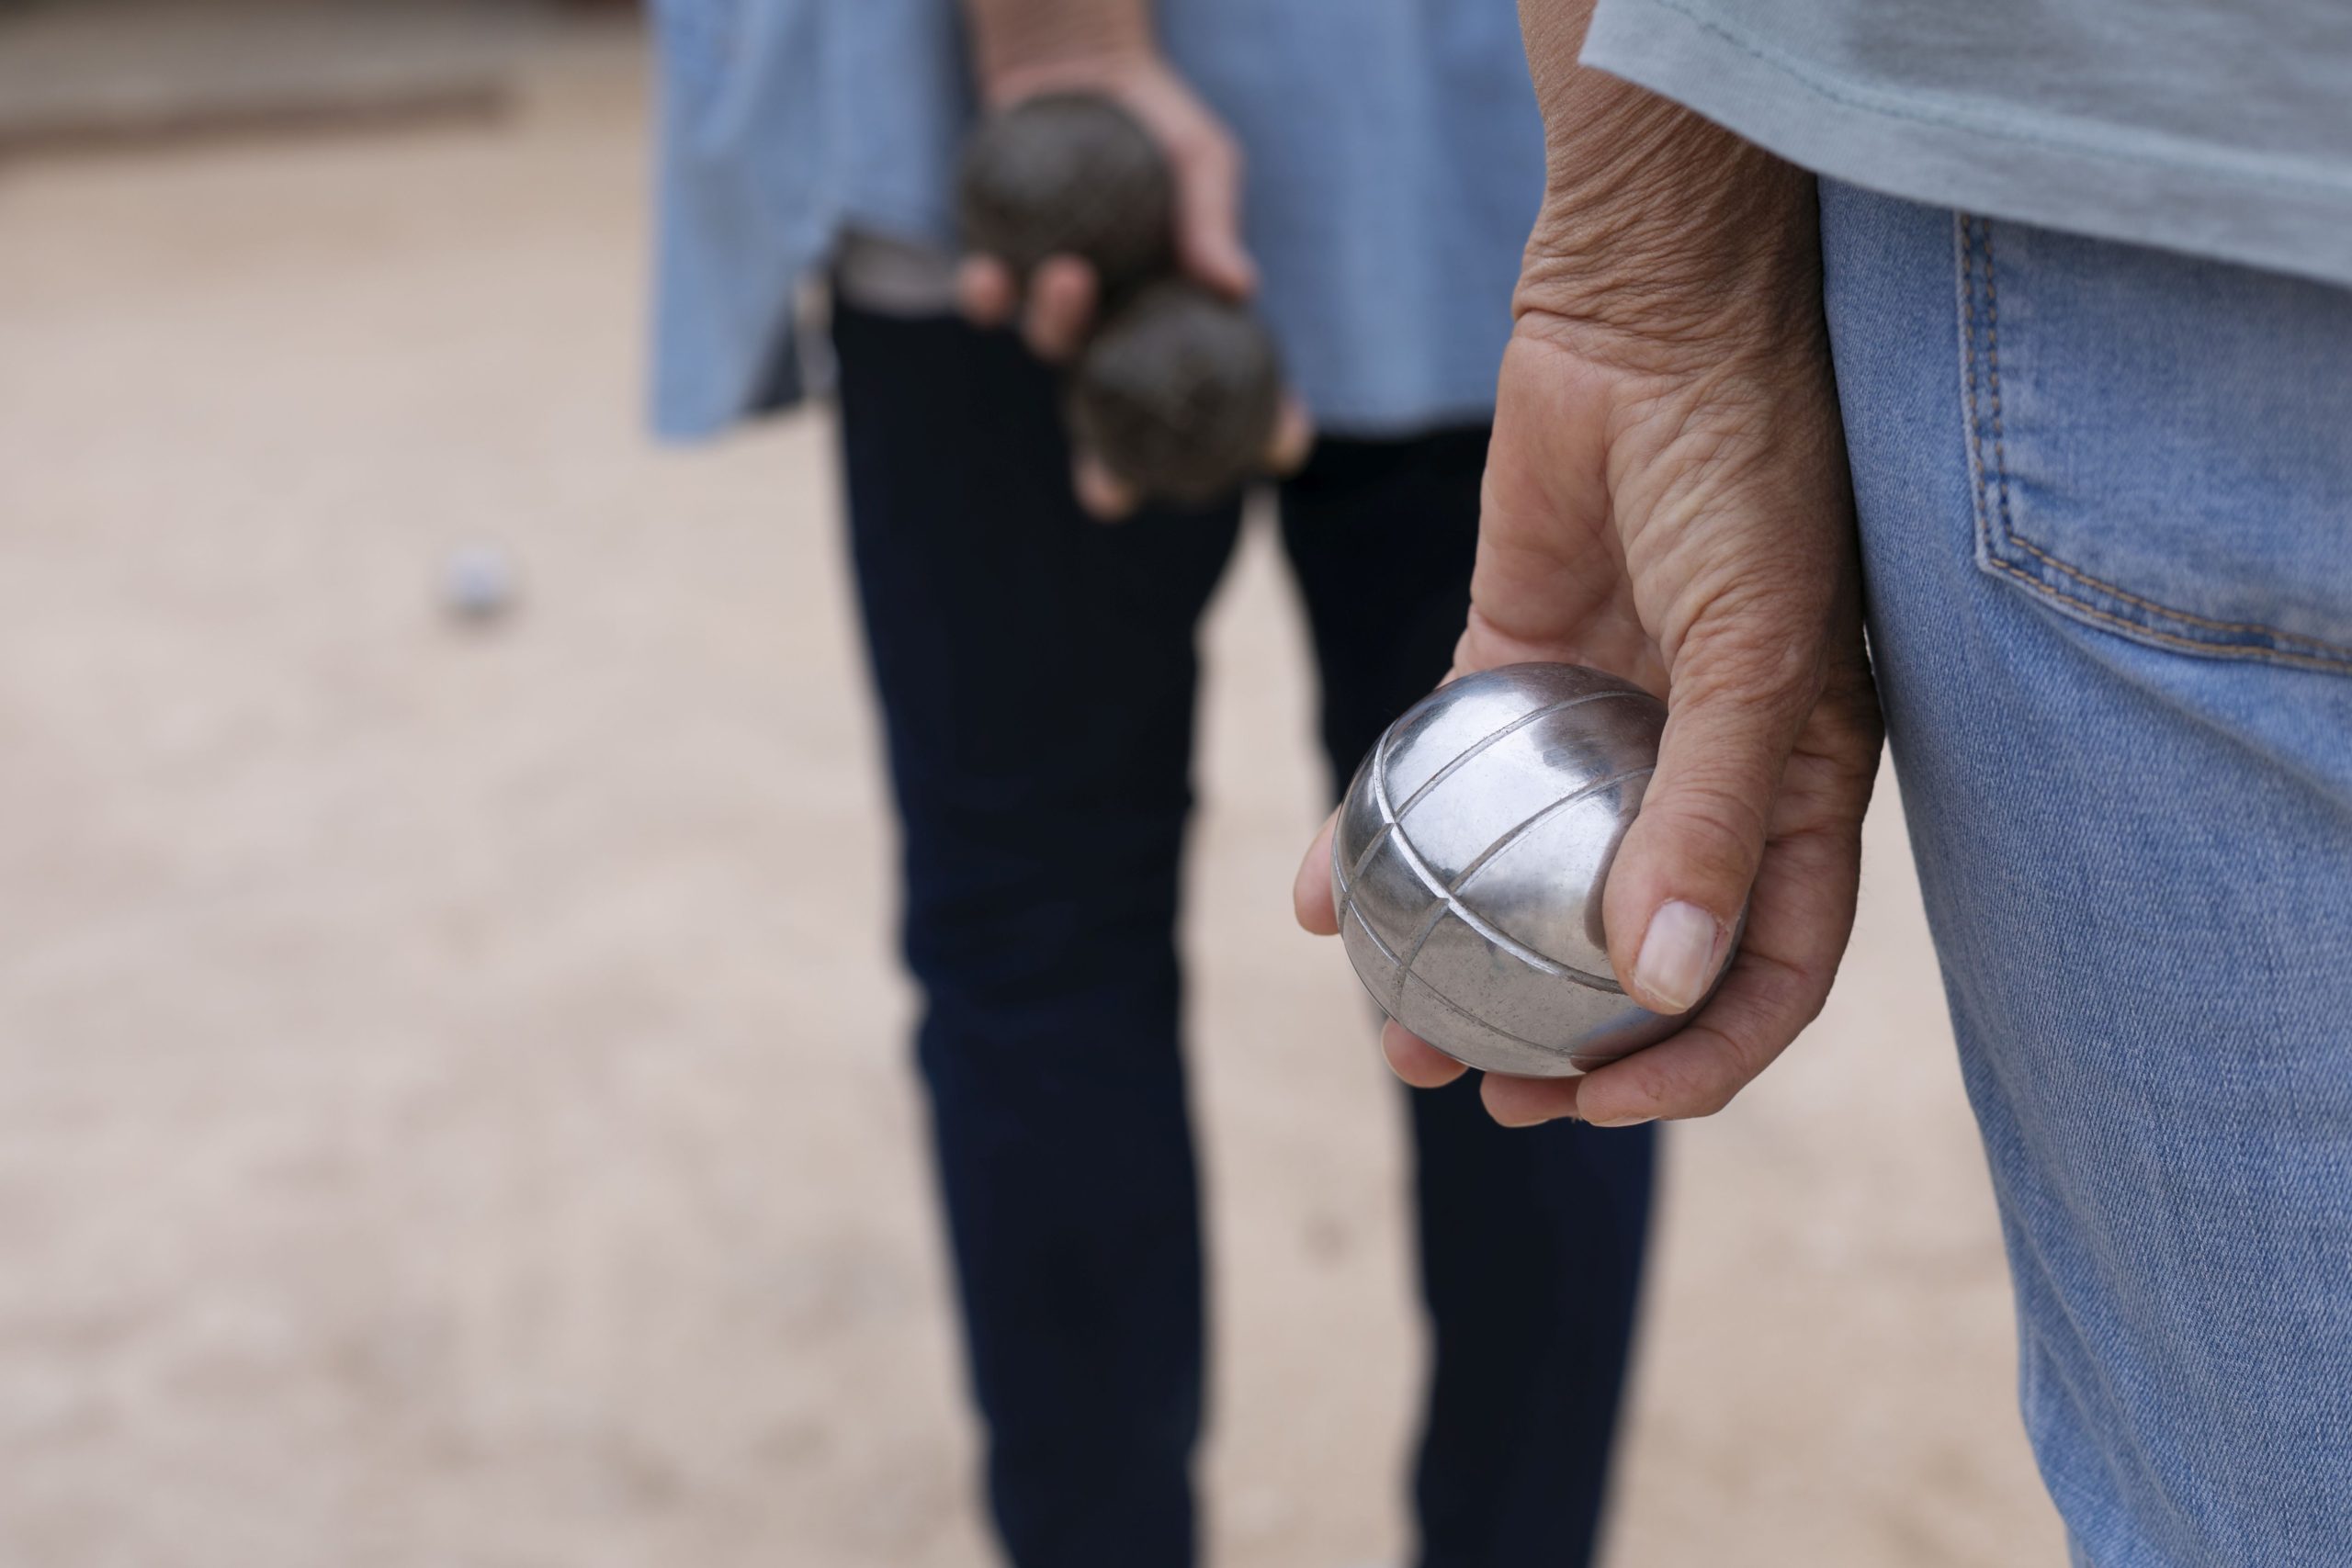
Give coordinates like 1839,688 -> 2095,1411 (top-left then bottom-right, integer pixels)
1582,0 -> 2352,292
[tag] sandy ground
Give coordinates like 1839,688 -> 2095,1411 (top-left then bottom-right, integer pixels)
0,22 -> 2066,1568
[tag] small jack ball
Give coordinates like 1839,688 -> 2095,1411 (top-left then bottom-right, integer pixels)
442,543 -> 518,624
956,93 -> 1176,294
1070,281 -> 1283,506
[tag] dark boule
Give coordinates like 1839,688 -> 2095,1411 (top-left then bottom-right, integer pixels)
1070,279 -> 1283,506
956,93 -> 1176,295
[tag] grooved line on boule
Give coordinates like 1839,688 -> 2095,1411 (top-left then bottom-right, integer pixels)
1342,687 -> 1645,887
1396,964 -> 1566,1055
1371,747 -> 1624,984
1388,688 -> 1646,822
1340,718 -> 1404,885
1385,766 -> 1654,1011
1341,903 -> 1572,1059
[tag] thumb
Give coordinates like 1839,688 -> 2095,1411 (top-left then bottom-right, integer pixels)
1103,66 -> 1258,298
1167,126 -> 1255,298
1603,631 -> 1817,1015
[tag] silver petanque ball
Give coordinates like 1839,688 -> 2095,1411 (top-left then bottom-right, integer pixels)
1332,662 -> 1704,1078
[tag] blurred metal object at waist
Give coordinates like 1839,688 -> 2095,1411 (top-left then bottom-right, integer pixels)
1332,663 -> 1713,1078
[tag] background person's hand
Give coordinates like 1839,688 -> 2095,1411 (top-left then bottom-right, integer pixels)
1294,72 -> 1881,1131
953,4 -> 1308,515
955,51 -> 1254,361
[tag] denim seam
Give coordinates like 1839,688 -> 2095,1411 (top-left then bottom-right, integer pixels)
1984,549 -> 2352,673
1984,222 -> 2018,569
1962,216 -> 2352,673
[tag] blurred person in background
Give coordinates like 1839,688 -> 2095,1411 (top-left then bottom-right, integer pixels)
1294,0 -> 2352,1564
648,3 -> 1654,1566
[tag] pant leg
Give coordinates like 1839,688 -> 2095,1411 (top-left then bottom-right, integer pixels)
1822,182 -> 2352,1567
1277,432 -> 1657,1568
831,300 -> 1244,1568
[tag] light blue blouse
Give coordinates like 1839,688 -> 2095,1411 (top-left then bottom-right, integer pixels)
647,0 -> 1544,441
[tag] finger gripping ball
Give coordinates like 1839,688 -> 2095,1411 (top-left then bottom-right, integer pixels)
1332,663 -> 1722,1078
1070,280 -> 1282,506
956,93 -> 1176,293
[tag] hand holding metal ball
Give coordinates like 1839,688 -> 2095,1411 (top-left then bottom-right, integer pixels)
1333,664 -> 1732,1078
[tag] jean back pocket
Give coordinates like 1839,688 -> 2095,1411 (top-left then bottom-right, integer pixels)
1958,213 -> 2352,673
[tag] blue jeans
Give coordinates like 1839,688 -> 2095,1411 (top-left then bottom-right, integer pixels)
1822,182 -> 2352,1565
831,301 -> 1656,1568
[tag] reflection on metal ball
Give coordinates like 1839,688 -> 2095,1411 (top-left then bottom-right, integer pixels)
1332,663 -> 1708,1078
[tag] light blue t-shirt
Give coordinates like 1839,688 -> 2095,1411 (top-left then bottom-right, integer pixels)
647,0 -> 1544,441
1585,0 -> 2352,292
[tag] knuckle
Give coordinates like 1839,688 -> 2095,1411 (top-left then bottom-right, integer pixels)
1672,1042 -> 1755,1119
1605,1054 -> 1680,1110
1646,779 -> 1767,891
1678,612 -> 1826,716
1688,1078 -> 1743,1119
1610,1049 -> 1733,1119
1184,132 -> 1242,188
1657,1070 -> 1740,1122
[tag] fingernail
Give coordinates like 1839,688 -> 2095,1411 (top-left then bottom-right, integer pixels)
1585,1111 -> 1657,1130
1634,899 -> 1723,1014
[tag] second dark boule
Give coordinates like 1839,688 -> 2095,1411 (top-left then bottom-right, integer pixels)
1070,280 -> 1283,506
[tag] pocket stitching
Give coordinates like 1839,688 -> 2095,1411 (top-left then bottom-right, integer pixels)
1960,215 -> 2352,672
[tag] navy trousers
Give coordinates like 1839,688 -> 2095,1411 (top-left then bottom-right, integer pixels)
832,300 -> 1656,1568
